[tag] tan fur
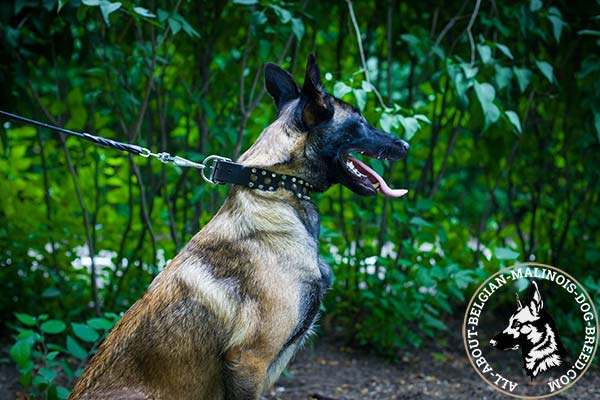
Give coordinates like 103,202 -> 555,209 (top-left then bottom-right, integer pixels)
69,103 -> 321,400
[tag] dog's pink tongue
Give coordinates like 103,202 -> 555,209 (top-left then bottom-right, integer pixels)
348,156 -> 408,198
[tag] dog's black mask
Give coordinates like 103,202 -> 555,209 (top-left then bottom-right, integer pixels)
264,55 -> 409,197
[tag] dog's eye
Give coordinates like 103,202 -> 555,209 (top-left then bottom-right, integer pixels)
513,322 -> 521,329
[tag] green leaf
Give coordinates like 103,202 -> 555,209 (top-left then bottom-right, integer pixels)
536,60 -> 555,84
333,81 -> 352,98
512,67 -> 532,93
180,18 -> 200,38
72,323 -> 100,343
56,386 -> 70,400
361,80 -> 373,93
578,29 -> 600,37
424,313 -> 448,331
82,0 -> 100,5
495,43 -> 514,60
133,6 -> 156,18
251,10 -> 267,26
99,2 -> 122,26
15,313 -> 36,327
42,287 -> 61,298
232,0 -> 258,4
409,216 -> 432,227
505,110 -> 522,135
547,7 -> 565,43
379,113 -> 396,132
291,18 -> 304,40
414,114 -> 431,124
494,65 -> 513,90
495,247 -> 520,260
10,341 -> 30,369
460,63 -> 479,79
87,318 -> 113,330
530,0 -> 542,12
399,116 -> 420,141
39,367 -> 57,383
66,336 -> 87,360
156,8 -> 169,23
594,111 -> 600,144
269,4 -> 292,24
57,0 -> 68,13
473,82 -> 500,130
353,88 -> 367,111
41,320 -> 67,335
168,17 -> 181,34
476,44 -> 492,64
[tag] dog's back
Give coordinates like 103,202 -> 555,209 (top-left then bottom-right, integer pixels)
70,186 -> 322,399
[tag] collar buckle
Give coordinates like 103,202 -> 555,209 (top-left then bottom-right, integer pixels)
201,155 -> 231,184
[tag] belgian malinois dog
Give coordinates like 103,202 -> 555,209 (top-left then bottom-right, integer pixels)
490,280 -> 568,378
69,55 -> 409,399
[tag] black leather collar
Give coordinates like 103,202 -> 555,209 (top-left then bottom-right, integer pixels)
209,159 -> 312,200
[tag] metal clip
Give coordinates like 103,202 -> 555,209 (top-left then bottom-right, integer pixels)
201,155 -> 232,184
138,148 -> 173,163
172,156 -> 205,169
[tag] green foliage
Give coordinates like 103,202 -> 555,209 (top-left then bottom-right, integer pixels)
0,1 -> 599,391
8,313 -> 118,399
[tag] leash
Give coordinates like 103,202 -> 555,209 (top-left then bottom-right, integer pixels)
0,110 -> 312,199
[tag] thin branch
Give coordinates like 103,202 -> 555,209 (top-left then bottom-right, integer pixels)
345,0 -> 387,108
429,112 -> 464,198
466,0 -> 482,66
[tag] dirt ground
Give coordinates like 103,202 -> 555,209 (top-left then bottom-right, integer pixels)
262,335 -> 600,400
1,333 -> 599,400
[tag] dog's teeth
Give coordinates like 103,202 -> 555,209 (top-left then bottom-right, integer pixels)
346,159 -> 366,177
373,182 -> 380,189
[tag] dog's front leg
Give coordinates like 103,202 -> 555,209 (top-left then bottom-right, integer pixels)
318,255 -> 332,291
222,347 -> 270,400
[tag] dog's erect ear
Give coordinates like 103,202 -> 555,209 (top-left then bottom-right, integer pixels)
265,63 -> 300,111
515,293 -> 523,311
528,280 -> 543,316
301,54 -> 333,126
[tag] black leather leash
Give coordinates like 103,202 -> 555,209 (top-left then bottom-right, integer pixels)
0,110 -> 312,200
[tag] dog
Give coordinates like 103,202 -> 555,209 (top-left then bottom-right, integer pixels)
490,280 -> 568,378
69,55 -> 409,399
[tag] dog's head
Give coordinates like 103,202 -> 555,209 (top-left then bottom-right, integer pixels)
238,55 -> 409,197
490,280 -> 545,351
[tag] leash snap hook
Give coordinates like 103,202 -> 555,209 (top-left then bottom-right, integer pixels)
201,155 -> 231,185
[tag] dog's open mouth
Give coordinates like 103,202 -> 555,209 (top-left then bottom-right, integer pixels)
342,153 -> 408,198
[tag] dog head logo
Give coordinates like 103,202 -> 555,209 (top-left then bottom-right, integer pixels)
490,279 -> 568,378
239,55 -> 410,198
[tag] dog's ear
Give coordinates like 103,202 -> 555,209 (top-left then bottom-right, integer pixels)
528,280 -> 543,316
515,293 -> 523,311
301,54 -> 333,126
265,63 -> 300,112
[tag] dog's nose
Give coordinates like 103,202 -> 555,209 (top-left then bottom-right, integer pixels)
490,339 -> 497,347
396,138 -> 410,153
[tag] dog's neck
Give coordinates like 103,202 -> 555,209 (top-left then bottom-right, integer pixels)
523,323 -> 564,377
200,186 -> 320,244
237,100 -> 307,178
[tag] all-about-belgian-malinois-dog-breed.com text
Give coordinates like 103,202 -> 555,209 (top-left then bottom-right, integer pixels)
69,55 -> 409,400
